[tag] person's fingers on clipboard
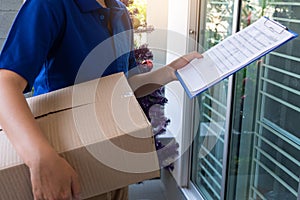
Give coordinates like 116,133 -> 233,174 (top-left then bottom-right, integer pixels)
167,51 -> 203,71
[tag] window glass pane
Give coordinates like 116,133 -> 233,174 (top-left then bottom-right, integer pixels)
226,0 -> 300,199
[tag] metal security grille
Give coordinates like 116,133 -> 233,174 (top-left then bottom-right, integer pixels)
250,1 -> 300,199
193,86 -> 228,200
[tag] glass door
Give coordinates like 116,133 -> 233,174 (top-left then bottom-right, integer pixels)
249,1 -> 300,199
189,0 -> 300,200
190,0 -> 237,199
225,0 -> 300,200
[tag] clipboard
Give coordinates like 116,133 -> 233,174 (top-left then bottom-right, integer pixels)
176,16 -> 298,98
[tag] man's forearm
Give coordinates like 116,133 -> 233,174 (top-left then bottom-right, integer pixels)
0,70 -> 56,167
128,51 -> 203,98
128,65 -> 176,97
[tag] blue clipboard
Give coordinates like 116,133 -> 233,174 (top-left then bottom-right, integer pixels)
176,17 -> 298,99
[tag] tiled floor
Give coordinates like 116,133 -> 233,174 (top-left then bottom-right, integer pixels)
129,179 -> 168,200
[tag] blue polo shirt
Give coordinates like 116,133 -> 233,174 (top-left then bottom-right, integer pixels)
0,0 -> 136,95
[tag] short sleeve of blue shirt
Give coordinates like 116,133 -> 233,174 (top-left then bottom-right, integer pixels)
0,0 -> 64,92
0,0 -> 137,95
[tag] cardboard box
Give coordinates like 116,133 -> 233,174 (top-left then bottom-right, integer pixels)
0,73 -> 160,199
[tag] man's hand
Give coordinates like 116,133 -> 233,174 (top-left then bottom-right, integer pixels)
166,51 -> 203,80
29,152 -> 81,200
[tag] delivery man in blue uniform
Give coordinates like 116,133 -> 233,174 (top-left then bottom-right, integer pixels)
0,0 -> 202,199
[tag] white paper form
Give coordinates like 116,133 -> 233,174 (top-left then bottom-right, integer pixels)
176,17 -> 297,98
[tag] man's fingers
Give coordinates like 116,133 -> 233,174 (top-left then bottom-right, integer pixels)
169,51 -> 203,70
71,173 -> 81,200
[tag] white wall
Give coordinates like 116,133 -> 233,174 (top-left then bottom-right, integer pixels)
146,0 -> 169,67
165,0 -> 190,135
165,0 -> 191,185
166,0 -> 189,60
147,0 -> 192,185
